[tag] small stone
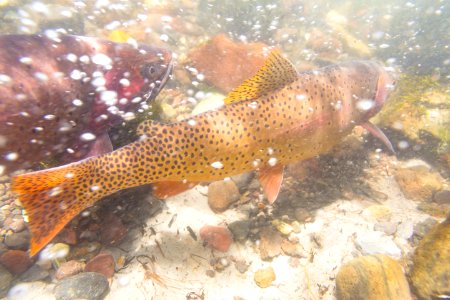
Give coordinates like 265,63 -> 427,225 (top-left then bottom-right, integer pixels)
433,189 -> 450,204
208,180 -> 240,213
54,272 -> 109,300
374,221 -> 397,236
4,230 -> 30,250
205,269 -> 215,277
272,219 -> 293,235
254,266 -> 276,288
8,218 -> 26,233
290,221 -> 301,233
281,239 -> 304,258
234,259 -> 250,273
0,264 -> 13,297
394,166 -> 443,202
199,225 -> 233,252
363,205 -> 392,221
355,232 -> 401,258
57,227 -> 77,245
67,242 -> 101,261
0,250 -> 33,275
395,221 -> 414,240
99,212 -> 127,246
18,264 -> 49,282
228,220 -> 251,242
231,172 -> 255,193
39,243 -> 70,262
55,260 -> 86,280
410,216 -> 450,299
336,254 -> 411,300
85,252 -> 115,278
259,227 -> 282,260
294,207 -> 313,223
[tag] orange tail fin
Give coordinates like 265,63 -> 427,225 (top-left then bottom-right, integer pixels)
11,160 -> 98,257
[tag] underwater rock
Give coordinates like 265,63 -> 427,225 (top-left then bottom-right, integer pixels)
394,166 -> 443,202
199,225 -> 233,252
7,218 -> 26,233
4,230 -> 30,250
54,272 -> 109,300
99,213 -> 127,246
410,215 -> 450,299
56,227 -> 77,246
355,232 -> 401,258
259,227 -> 282,261
231,172 -> 255,194
55,260 -> 86,280
335,254 -> 411,300
254,266 -> 276,288
433,189 -> 450,205
0,250 -> 32,275
294,207 -> 313,223
67,242 -> 101,261
281,239 -> 304,258
208,180 -> 240,213
85,252 -> 115,279
18,264 -> 49,282
0,264 -> 13,297
228,220 -> 251,242
186,34 -> 268,93
373,221 -> 397,236
362,205 -> 392,221
234,259 -> 250,274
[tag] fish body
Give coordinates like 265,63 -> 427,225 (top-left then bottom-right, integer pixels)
12,51 -> 394,256
0,33 -> 172,174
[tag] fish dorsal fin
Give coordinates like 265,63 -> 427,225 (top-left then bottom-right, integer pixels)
224,50 -> 298,105
136,119 -> 162,136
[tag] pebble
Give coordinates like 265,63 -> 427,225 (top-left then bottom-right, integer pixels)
7,282 -> 54,300
99,212 -> 127,246
281,239 -> 304,258
410,215 -> 450,299
363,205 -> 392,221
0,264 -> 13,297
4,230 -> 30,250
54,272 -> 109,300
336,254 -> 411,300
0,250 -> 33,275
85,252 -> 115,278
373,221 -> 397,236
433,189 -> 450,204
394,166 -> 443,202
234,259 -> 250,273
57,227 -> 77,245
228,220 -> 251,242
67,242 -> 101,261
8,218 -> 26,233
199,225 -> 233,252
355,232 -> 401,258
18,264 -> 49,282
254,266 -> 276,288
259,227 -> 282,260
294,208 -> 313,223
207,180 -> 240,213
272,220 -> 294,235
55,260 -> 86,280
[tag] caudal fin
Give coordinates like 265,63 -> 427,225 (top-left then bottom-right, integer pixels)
12,160 -> 97,256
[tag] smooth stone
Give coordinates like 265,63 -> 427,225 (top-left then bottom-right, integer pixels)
7,282 -> 54,300
228,220 -> 251,242
259,227 -> 282,261
54,272 -> 109,300
0,264 -> 13,297
336,254 -> 411,300
199,225 -> 233,252
55,260 -> 86,280
99,213 -> 127,246
85,252 -> 115,278
433,189 -> 450,204
410,216 -> 450,299
374,221 -> 397,236
208,180 -> 240,213
394,166 -> 443,202
4,230 -> 30,250
18,264 -> 49,282
0,250 -> 33,275
8,218 -> 26,233
254,266 -> 276,288
234,259 -> 250,274
355,232 -> 401,258
281,239 -> 304,258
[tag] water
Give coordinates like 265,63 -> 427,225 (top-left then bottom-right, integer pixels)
0,1 -> 449,299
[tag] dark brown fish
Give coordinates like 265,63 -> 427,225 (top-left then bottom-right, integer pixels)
0,33 -> 172,175
12,51 -> 395,256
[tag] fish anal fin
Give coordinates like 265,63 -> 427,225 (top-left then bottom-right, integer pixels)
152,181 -> 198,199
136,119 -> 163,136
224,50 -> 298,105
258,164 -> 285,204
361,121 -> 396,155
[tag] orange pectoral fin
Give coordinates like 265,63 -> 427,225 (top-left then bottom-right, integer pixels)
258,164 -> 285,204
152,181 -> 199,199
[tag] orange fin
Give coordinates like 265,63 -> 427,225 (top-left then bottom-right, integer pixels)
11,159 -> 98,257
224,49 -> 298,105
258,164 -> 285,204
152,181 -> 198,199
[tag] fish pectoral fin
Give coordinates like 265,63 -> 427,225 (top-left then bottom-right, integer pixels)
85,133 -> 113,157
152,181 -> 199,199
136,119 -> 163,136
361,121 -> 396,155
224,49 -> 298,105
258,164 -> 285,204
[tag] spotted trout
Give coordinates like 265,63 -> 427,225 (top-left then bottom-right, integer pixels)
12,51 -> 394,256
0,33 -> 172,175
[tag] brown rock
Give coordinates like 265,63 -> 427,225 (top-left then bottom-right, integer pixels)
187,34 -> 268,92
199,225 -> 233,252
410,216 -> 450,299
208,180 -> 240,213
281,239 -> 304,258
336,254 -> 411,300
254,266 -> 276,288
0,250 -> 33,275
433,189 -> 450,204
8,218 -> 26,233
57,227 -> 77,245
394,166 -> 443,201
99,212 -> 127,246
85,252 -> 115,278
259,227 -> 282,260
55,260 -> 86,280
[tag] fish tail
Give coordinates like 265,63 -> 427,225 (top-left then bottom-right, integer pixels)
12,159 -> 100,256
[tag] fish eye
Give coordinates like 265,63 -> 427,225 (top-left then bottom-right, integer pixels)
140,62 -> 160,78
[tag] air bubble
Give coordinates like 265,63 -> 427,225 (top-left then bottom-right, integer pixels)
0,74 -> 12,84
66,53 -> 77,62
398,141 -> 409,150
100,90 -> 118,106
5,152 -> 18,161
119,78 -> 130,86
19,57 -> 32,64
211,161 -> 224,169
356,99 -> 375,111
80,132 -> 96,141
34,72 -> 48,81
70,69 -> 83,80
91,53 -> 112,66
268,157 -> 278,166
187,119 -> 197,126
72,99 -> 83,106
